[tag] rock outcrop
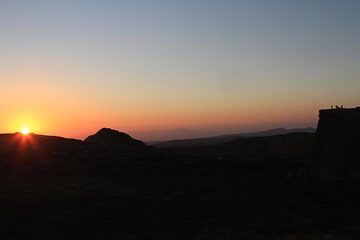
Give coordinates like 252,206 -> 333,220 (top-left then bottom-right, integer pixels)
307,107 -> 360,180
85,128 -> 146,149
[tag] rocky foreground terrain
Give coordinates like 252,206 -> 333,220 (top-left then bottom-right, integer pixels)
0,108 -> 359,239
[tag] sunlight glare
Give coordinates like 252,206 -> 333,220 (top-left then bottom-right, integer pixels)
20,128 -> 30,135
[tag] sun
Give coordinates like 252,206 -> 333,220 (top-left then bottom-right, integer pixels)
20,127 -> 30,135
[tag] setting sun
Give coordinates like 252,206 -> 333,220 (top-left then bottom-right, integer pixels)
20,128 -> 30,135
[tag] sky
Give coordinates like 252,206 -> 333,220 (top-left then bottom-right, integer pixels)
0,0 -> 359,140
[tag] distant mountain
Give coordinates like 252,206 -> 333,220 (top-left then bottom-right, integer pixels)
130,128 -> 203,142
152,127 -> 316,148
85,128 -> 146,148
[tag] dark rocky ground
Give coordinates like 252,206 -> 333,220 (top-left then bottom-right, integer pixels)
0,129 -> 360,239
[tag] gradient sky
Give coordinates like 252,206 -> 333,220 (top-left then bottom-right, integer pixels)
1,0 -> 359,140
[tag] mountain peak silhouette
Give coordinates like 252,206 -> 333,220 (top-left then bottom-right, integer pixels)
85,128 -> 145,148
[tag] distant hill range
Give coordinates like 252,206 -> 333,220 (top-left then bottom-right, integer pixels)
130,128 -> 203,142
152,127 -> 316,148
224,132 -> 315,157
168,132 -> 316,159
0,127 -> 316,159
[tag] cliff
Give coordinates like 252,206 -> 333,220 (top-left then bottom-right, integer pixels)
308,107 -> 360,180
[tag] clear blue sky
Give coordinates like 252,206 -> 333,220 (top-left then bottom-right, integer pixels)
1,0 -> 359,139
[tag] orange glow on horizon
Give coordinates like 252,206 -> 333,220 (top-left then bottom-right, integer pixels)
20,128 -> 30,135
0,82 -> 322,140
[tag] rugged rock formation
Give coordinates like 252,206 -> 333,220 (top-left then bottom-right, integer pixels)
85,128 -> 146,149
308,107 -> 360,180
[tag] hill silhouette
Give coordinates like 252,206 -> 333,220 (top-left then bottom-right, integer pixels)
85,128 -> 146,148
